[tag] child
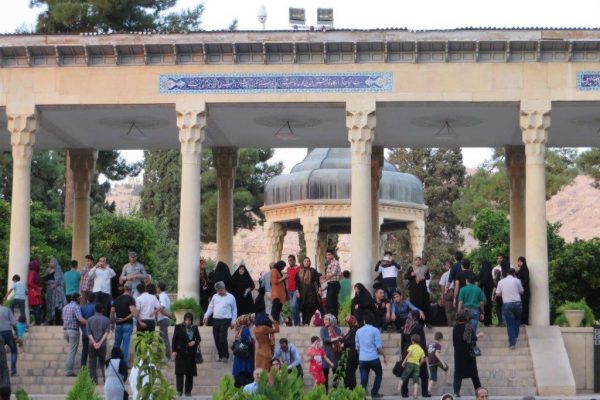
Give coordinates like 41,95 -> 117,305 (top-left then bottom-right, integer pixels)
4,274 -> 27,319
15,314 -> 27,350
427,331 -> 449,394
309,310 -> 324,327
307,336 -> 333,386
397,333 -> 426,399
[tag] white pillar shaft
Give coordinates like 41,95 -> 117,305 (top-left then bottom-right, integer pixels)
347,101 -> 376,289
7,113 -> 37,292
177,107 -> 206,301
213,147 -> 238,266
521,102 -> 550,326
506,146 -> 526,266
70,149 -> 97,268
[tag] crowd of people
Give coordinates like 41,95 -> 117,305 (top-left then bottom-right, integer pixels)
198,248 -> 531,398
0,246 -> 532,398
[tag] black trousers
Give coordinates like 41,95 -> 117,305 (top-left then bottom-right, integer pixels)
176,374 -> 194,395
93,292 -> 111,318
454,373 -> 482,395
271,298 -> 282,322
137,319 -> 156,332
401,362 -> 429,397
482,286 -> 493,326
301,301 -> 318,326
344,350 -> 358,389
327,281 -> 340,318
495,296 -> 504,326
212,318 -> 231,359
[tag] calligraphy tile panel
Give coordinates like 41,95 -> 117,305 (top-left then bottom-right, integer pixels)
159,72 -> 392,94
577,71 -> 600,91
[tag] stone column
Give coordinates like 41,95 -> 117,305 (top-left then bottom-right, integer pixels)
264,221 -> 286,262
213,147 -> 239,266
6,112 -> 38,291
347,100 -> 376,289
506,145 -> 526,266
301,217 -> 319,269
176,105 -> 206,301
317,232 -> 328,273
371,146 -> 384,267
520,100 -> 551,326
407,220 -> 425,258
69,149 -> 97,268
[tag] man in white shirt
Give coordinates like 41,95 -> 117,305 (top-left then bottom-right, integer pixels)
243,368 -> 263,394
135,283 -> 162,332
494,268 -> 524,349
203,281 -> 237,362
438,261 -> 455,326
156,282 -> 172,358
88,256 -> 116,318
374,252 -> 401,300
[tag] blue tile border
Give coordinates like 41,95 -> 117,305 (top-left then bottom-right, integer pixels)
577,71 -> 600,91
159,72 -> 392,94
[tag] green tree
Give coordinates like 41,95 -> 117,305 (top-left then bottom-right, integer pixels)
454,148 -> 579,226
467,208 -> 509,267
141,149 -> 283,243
549,238 -> 600,318
577,148 -> 600,188
90,211 -> 159,277
386,148 -> 465,274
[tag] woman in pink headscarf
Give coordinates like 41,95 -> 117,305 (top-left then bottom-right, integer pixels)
27,259 -> 42,325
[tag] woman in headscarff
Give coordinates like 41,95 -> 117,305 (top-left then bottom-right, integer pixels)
478,260 -> 494,326
452,309 -> 482,396
270,261 -> 287,322
351,283 -> 374,326
232,314 -> 255,387
42,258 -> 67,325
516,256 -> 530,325
295,257 -> 320,325
254,313 -> 279,371
212,261 -> 232,293
404,256 -> 431,325
341,315 -> 360,389
230,265 -> 256,316
27,259 -> 43,325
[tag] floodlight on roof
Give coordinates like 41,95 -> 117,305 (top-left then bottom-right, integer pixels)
289,8 -> 306,26
317,8 -> 333,26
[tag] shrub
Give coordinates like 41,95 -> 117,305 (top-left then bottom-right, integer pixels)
133,331 -> 177,399
15,388 -> 29,400
170,297 -> 203,321
337,297 -> 352,327
554,299 -> 596,327
66,367 -> 101,400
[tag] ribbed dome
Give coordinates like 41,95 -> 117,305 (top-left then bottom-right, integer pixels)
264,148 -> 424,206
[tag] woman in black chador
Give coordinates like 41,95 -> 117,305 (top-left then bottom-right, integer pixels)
351,283 -> 374,326
230,265 -> 256,316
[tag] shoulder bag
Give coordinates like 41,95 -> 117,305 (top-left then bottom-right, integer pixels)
469,343 -> 482,357
109,359 -> 129,400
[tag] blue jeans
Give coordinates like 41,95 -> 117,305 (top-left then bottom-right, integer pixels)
503,301 -> 522,346
288,290 -> 300,325
359,358 -> 383,396
466,309 -> 480,339
10,299 -> 25,318
0,330 -> 17,374
113,323 -> 134,360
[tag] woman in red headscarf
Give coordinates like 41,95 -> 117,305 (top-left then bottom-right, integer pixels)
27,259 -> 42,325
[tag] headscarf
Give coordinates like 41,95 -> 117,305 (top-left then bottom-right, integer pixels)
213,261 -> 231,289
255,313 -> 272,327
236,314 -> 251,327
50,258 -> 65,287
479,260 -> 493,287
353,283 -> 374,308
403,309 -> 421,335
274,261 -> 286,273
28,259 -> 41,286
345,315 -> 358,329
230,265 -> 254,297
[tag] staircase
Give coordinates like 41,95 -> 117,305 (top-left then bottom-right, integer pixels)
12,325 -> 536,397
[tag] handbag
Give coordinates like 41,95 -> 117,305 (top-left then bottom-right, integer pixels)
469,343 -> 482,358
109,359 -> 129,400
392,361 -> 403,377
232,339 -> 251,359
195,347 -> 204,364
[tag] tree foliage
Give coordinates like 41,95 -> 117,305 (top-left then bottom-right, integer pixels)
386,148 -> 465,273
549,238 -> 600,318
32,0 -> 204,33
577,148 -> 600,188
133,331 -> 177,399
467,208 -> 509,267
66,367 -> 101,400
141,148 -> 283,243
454,148 -> 579,226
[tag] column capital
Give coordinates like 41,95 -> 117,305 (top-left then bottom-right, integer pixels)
7,113 -> 38,167
347,104 -> 376,164
213,147 -> 239,190
69,149 -> 98,197
520,102 -> 550,163
176,108 -> 206,156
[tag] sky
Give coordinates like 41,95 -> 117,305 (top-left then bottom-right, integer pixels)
3,0 -> 599,172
